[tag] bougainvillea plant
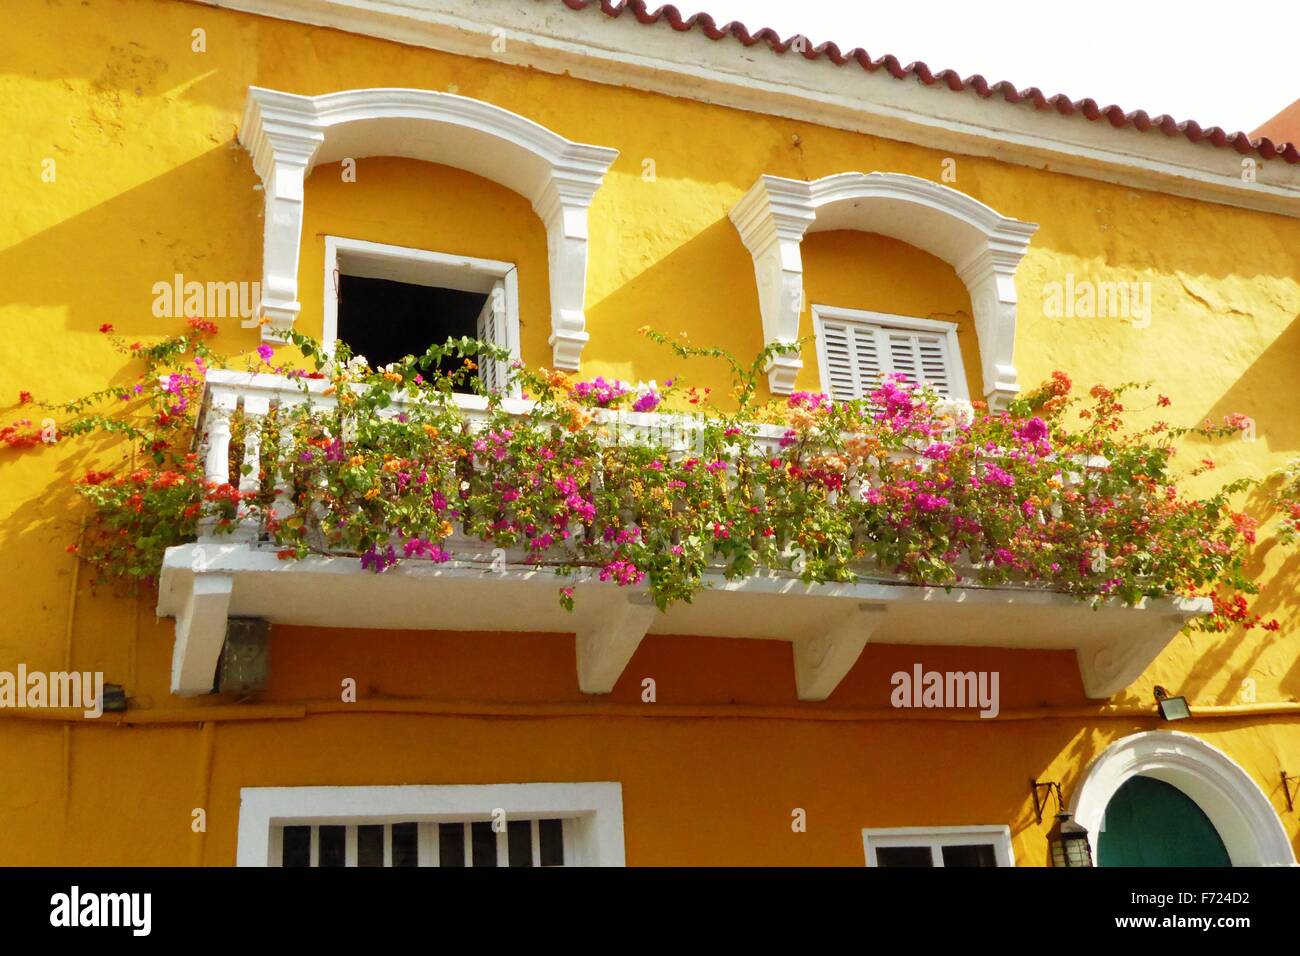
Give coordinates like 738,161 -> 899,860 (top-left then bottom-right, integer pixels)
6,318 -> 1284,632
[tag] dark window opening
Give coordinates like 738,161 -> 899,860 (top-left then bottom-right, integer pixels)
337,274 -> 488,391
281,825 -> 311,867
940,843 -> 998,867
874,845 -> 935,867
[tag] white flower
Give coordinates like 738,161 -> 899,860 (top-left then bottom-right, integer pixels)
346,355 -> 370,374
934,396 -> 975,429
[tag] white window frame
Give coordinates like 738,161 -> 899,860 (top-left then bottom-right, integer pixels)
862,825 -> 1015,867
237,782 -> 625,867
811,304 -> 970,401
322,235 -> 522,396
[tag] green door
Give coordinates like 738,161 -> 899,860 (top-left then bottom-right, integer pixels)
1097,776 -> 1230,866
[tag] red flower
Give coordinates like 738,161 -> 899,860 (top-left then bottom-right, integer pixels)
99,323 -> 114,334
1157,395 -> 1171,407
17,391 -> 32,405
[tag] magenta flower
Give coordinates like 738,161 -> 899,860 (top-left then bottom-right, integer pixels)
633,391 -> 661,413
1015,416 -> 1049,443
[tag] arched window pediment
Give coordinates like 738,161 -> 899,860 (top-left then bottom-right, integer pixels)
729,171 -> 1037,406
238,87 -> 618,369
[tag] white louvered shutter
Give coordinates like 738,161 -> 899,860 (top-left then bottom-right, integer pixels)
885,328 -> 954,395
820,319 -> 884,401
817,310 -> 962,400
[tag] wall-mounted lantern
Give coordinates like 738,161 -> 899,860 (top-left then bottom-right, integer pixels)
1032,778 -> 1094,867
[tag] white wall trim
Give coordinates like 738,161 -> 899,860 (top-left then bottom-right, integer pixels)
731,172 -> 1034,404
237,86 -> 617,368
322,235 -> 521,394
863,824 -> 1015,867
198,0 -> 1300,218
811,305 -> 971,402
1070,731 -> 1296,867
237,781 -> 626,866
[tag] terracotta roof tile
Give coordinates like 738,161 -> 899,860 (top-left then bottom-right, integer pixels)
560,0 -> 1300,164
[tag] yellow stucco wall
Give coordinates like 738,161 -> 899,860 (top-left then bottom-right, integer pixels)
0,0 -> 1298,865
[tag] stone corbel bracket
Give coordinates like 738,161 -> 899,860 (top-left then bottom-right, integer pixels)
729,172 -> 1037,407
793,602 -> 887,701
238,87 -> 619,367
1075,596 -> 1212,699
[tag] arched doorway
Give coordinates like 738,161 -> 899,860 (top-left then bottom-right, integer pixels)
1071,731 -> 1295,867
1097,776 -> 1230,866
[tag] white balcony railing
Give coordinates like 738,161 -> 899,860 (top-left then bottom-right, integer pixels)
157,370 -> 1210,701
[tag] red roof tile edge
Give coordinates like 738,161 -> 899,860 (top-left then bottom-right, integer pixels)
560,0 -> 1300,165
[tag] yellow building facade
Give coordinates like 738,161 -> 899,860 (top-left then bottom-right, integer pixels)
2,0 -> 1299,866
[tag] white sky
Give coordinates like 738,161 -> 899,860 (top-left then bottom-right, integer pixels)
686,0 -> 1298,135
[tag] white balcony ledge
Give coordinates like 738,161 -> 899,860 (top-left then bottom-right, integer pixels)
159,369 -> 1211,701
157,538 -> 1209,702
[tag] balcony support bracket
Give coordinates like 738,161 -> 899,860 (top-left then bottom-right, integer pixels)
576,594 -> 658,695
169,574 -> 234,696
793,602 -> 887,701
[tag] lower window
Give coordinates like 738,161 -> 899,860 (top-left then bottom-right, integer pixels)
863,825 -> 1014,867
237,783 -> 625,867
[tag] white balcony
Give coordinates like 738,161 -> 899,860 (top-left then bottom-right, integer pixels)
156,370 -> 1210,700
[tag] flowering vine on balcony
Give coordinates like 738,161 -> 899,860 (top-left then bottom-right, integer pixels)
5,319 -> 1284,631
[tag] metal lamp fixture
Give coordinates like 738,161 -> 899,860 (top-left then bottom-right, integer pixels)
1032,778 -> 1094,867
1154,685 -> 1191,721
1047,812 -> 1094,867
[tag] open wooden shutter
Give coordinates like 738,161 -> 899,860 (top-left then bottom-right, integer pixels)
475,280 -> 506,391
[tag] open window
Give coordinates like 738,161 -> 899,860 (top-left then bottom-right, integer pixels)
812,305 -> 969,402
323,236 -> 519,394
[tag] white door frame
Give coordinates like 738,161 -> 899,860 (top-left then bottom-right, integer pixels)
1070,731 -> 1295,866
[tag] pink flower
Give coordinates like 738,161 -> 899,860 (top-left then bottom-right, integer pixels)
632,391 -> 661,413
1014,417 -> 1049,443
256,344 -> 274,364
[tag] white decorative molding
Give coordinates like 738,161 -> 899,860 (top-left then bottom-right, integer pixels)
1071,731 -> 1296,866
792,602 -> 886,701
237,86 -> 618,366
576,593 -> 658,695
730,172 -> 1037,405
237,782 -> 626,866
202,1 -> 1300,219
